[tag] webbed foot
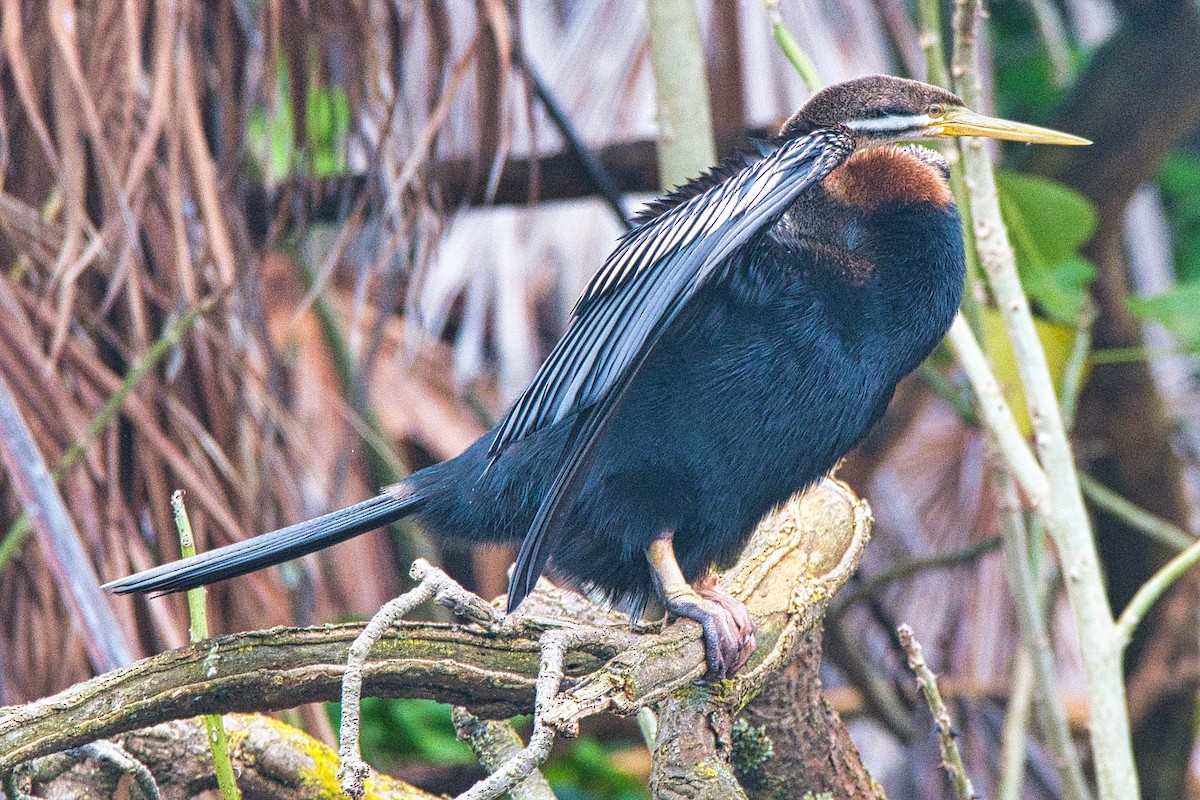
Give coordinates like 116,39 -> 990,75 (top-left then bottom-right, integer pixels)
664,583 -> 757,679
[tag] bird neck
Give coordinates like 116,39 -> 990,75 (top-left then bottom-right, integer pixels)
774,143 -> 964,371
820,145 -> 953,210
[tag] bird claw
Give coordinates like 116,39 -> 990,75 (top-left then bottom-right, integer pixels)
665,582 -> 757,680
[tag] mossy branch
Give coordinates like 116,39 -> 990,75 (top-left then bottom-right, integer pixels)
19,715 -> 442,800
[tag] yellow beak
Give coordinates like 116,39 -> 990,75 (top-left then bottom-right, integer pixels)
935,107 -> 1091,145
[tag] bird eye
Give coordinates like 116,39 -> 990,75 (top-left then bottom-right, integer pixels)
928,103 -> 946,118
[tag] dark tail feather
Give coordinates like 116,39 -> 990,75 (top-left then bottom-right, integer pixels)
104,491 -> 423,595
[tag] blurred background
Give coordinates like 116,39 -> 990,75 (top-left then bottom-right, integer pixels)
2,0 -> 1199,797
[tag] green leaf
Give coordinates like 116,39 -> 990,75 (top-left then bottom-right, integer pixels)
1126,282 -> 1200,347
335,697 -> 475,766
996,170 -> 1097,259
996,170 -> 1098,322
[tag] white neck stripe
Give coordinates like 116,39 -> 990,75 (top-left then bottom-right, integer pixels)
846,113 -> 933,133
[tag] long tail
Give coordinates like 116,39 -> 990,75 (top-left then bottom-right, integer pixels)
104,490 -> 424,595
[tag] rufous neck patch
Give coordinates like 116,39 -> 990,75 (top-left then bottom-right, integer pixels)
821,146 -> 952,210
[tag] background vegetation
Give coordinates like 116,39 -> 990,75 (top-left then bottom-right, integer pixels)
2,0 -> 1200,797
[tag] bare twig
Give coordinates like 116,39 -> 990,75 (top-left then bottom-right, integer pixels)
995,468 -> 1092,800
456,629 -> 594,800
175,40 -> 236,287
452,708 -> 557,800
337,559 -> 503,798
60,742 -> 161,800
332,564 -> 613,800
951,0 -> 1139,793
0,1 -> 60,173
898,624 -> 977,800
996,647 -> 1036,800
831,535 -> 1000,616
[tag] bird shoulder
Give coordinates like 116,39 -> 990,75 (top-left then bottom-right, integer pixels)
629,141 -> 775,226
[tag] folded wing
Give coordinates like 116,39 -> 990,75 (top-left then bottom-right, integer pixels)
491,127 -> 856,609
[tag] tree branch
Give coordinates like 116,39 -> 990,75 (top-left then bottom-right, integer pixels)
0,617 -> 624,771
18,715 -> 441,800
951,0 -> 1139,794
1,478 -> 871,798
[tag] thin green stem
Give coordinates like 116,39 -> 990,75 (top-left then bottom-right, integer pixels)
996,646 -> 1035,800
172,491 -> 241,800
1117,536 -> 1200,647
1079,473 -> 1196,553
173,492 -> 210,642
1059,303 -> 1096,429
766,2 -> 823,91
996,467 -> 1092,800
1089,345 -> 1200,365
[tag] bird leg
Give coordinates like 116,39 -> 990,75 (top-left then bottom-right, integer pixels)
646,536 -> 757,679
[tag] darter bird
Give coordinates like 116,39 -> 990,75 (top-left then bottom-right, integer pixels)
107,75 -> 1088,679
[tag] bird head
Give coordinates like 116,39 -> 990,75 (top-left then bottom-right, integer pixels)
780,74 -> 1090,146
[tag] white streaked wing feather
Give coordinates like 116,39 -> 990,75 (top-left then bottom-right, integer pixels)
488,128 -> 854,458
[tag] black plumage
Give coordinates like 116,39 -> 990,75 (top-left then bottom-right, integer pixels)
107,76 -> 1088,678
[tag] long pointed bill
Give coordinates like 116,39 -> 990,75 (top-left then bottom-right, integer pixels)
935,107 -> 1091,145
